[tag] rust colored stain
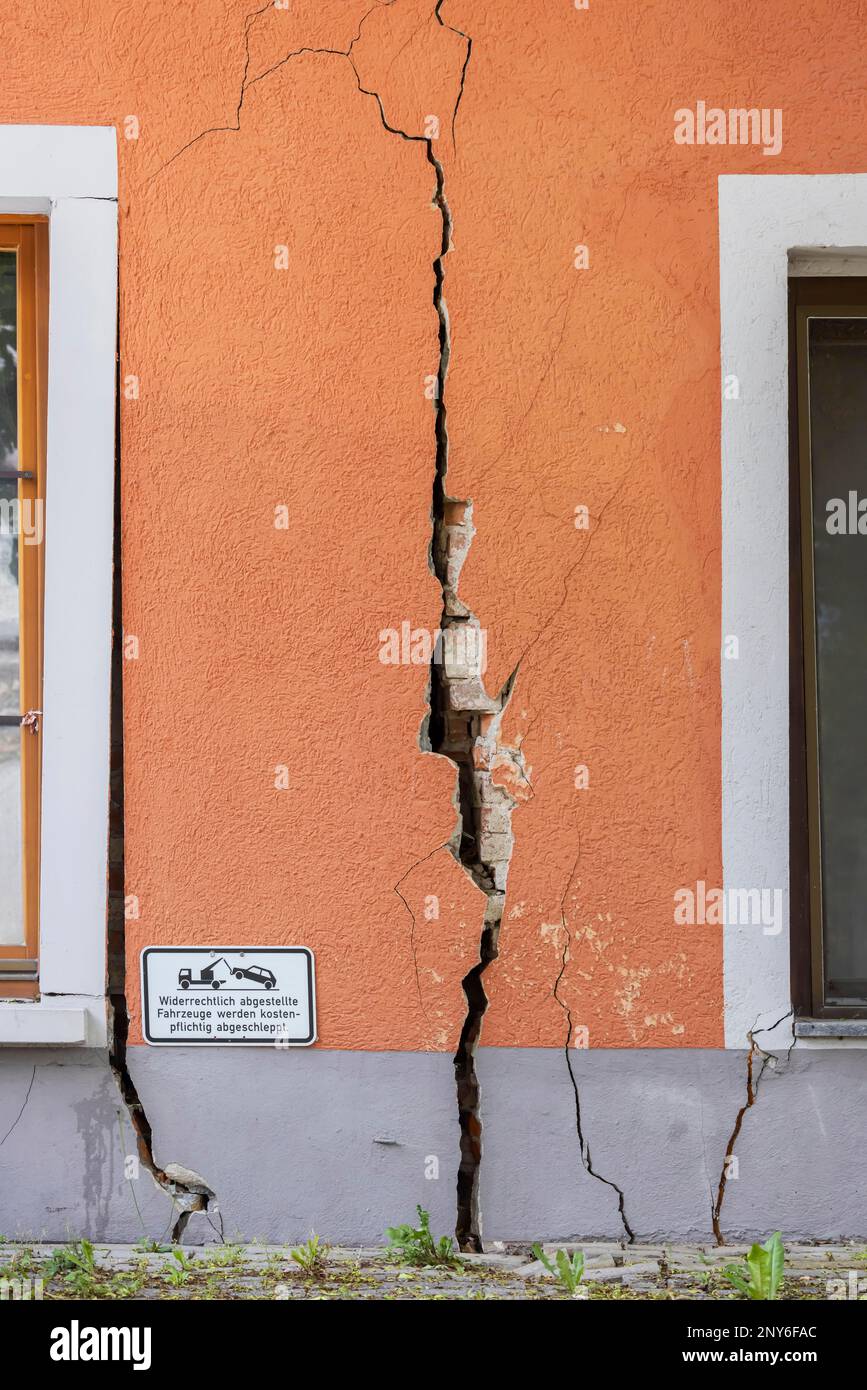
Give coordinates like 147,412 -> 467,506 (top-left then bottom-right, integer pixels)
1,0 -> 861,1049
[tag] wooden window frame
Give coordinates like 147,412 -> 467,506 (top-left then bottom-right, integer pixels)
0,127 -> 116,1048
0,217 -> 47,1000
790,275 -> 867,1019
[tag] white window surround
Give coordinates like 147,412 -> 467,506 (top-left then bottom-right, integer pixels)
720,174 -> 867,1051
0,126 -> 117,1046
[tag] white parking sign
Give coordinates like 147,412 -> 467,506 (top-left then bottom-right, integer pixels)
141,947 -> 316,1046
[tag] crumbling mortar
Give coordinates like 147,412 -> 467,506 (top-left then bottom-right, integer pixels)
711,1009 -> 795,1244
552,852 -> 635,1243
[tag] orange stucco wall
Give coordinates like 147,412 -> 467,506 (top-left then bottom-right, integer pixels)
4,0 -> 865,1050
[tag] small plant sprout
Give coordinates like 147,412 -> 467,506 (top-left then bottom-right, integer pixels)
290,1234 -> 328,1276
161,1248 -> 196,1287
44,1240 -> 101,1297
533,1244 -> 586,1296
45,1240 -> 96,1279
722,1232 -> 785,1300
385,1206 -> 460,1267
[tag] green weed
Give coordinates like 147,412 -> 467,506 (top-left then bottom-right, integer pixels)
532,1244 -> 585,1295
722,1232 -> 785,1300
385,1207 -> 459,1268
290,1234 -> 328,1276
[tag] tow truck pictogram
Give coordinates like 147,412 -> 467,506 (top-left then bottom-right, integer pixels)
177,957 -> 278,989
178,958 -> 230,989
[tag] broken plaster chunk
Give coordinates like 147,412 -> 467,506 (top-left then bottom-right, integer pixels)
448,678 -> 499,713
443,648 -> 479,682
162,1163 -> 213,1194
472,742 -> 493,771
171,1192 -> 207,1214
444,592 -> 472,619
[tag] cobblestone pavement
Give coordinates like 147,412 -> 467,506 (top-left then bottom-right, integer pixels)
1,1240 -> 864,1300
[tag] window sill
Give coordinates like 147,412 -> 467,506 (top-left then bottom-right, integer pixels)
0,1002 -> 90,1045
794,1017 -> 867,1038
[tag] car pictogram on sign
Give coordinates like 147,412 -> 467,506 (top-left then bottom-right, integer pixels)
232,964 -> 276,988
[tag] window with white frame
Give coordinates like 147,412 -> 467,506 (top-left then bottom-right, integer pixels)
0,127 -> 117,1046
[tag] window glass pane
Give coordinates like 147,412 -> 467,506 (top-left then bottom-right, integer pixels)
0,249 -> 22,946
808,315 -> 867,1004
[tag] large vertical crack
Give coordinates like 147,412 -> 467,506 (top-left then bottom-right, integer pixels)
420,142 -> 524,1250
350,20 -> 527,1253
711,1010 -> 794,1244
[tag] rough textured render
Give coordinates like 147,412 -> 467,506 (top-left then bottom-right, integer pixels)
1,0 -> 866,1247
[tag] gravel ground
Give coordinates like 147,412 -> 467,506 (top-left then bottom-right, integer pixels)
1,1240 -> 864,1301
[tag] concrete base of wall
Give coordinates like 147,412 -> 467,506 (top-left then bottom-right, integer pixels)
1,1045 -> 865,1244
477,1047 -> 867,1243
0,1049 -> 174,1243
127,1046 -> 459,1245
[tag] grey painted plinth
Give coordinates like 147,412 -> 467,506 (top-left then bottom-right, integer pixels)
722,1048 -> 867,1240
0,1049 -> 174,1243
127,1047 -> 459,1244
476,1047 -> 744,1241
476,1047 -> 867,1243
2,1045 -> 866,1245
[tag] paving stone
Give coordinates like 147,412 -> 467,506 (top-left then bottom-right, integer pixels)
588,1262 -> 659,1284
458,1252 -> 525,1269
